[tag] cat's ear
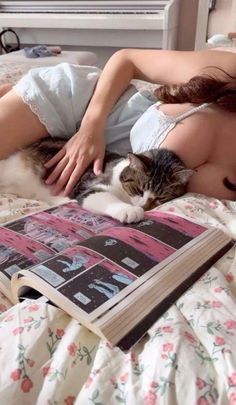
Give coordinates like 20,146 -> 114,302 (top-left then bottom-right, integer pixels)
127,153 -> 151,171
173,168 -> 195,184
120,168 -> 133,183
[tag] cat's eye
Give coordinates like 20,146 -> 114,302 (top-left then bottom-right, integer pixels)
136,188 -> 144,196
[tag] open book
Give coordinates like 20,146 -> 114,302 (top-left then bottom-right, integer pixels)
0,201 -> 233,349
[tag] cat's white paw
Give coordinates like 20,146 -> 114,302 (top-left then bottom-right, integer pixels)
114,205 -> 144,223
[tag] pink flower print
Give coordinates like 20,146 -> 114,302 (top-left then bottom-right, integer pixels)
230,392 -> 236,404
10,368 -> 21,381
212,300 -> 222,308
228,372 -> 236,386
162,342 -> 174,352
162,325 -> 173,333
150,381 -> 159,389
28,359 -> 35,368
185,204 -> 194,209
196,377 -> 207,390
168,207 -> 175,212
4,314 -> 14,322
105,341 -> 113,350
226,272 -> 234,283
28,303 -> 40,312
161,354 -> 168,360
214,336 -> 225,346
209,201 -> 217,209
110,377 -> 117,387
214,287 -> 223,293
224,349 -> 232,354
12,326 -> 24,335
42,366 -> 52,377
184,331 -> 197,344
64,396 -> 75,405
197,397 -> 210,405
56,328 -> 65,338
130,351 -> 136,362
120,372 -> 129,384
144,390 -> 157,405
85,376 -> 93,388
224,320 -> 236,330
23,317 -> 34,324
67,343 -> 78,356
21,377 -> 33,393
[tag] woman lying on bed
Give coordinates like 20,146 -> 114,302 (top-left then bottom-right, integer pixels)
0,48 -> 236,200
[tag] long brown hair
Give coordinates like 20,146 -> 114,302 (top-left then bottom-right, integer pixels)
154,69 -> 236,112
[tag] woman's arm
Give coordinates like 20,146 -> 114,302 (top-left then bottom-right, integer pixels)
45,48 -> 236,196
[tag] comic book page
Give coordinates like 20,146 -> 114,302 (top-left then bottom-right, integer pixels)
0,201 -> 116,301
12,210 -> 210,318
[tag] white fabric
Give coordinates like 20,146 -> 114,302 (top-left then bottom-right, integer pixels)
130,101 -> 210,153
13,63 -> 155,155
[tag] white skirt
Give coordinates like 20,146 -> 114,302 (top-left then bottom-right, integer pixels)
14,63 -> 155,154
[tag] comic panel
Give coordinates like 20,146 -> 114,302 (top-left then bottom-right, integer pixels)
127,218 -> 192,249
98,228 -> 175,263
58,260 -> 137,313
145,211 -> 206,238
0,229 -> 53,279
47,202 -> 117,234
6,213 -> 92,252
79,235 -> 161,276
30,246 -> 104,286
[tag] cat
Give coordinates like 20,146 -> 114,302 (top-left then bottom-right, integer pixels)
0,138 -> 194,223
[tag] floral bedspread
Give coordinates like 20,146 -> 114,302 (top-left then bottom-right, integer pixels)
0,193 -> 236,405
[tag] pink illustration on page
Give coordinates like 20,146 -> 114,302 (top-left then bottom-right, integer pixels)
100,227 -> 175,262
0,228 -> 53,262
145,212 -> 206,237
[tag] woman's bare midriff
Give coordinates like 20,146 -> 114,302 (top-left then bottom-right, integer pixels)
159,103 -> 236,200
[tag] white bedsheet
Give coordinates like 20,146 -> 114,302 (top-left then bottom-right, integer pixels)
0,193 -> 235,405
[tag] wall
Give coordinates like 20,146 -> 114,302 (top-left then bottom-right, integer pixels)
177,0 -> 199,50
208,0 -> 236,38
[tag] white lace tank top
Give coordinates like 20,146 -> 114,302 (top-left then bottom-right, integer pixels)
130,101 -> 210,154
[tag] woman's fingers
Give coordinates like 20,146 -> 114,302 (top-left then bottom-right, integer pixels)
44,129 -> 106,195
52,160 -> 76,195
45,156 -> 68,185
44,148 -> 65,169
64,164 -> 86,196
63,154 -> 91,196
93,153 -> 104,176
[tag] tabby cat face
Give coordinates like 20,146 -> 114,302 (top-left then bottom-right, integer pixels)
119,149 -> 194,210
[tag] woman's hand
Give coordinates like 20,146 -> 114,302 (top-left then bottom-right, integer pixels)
44,123 -> 105,196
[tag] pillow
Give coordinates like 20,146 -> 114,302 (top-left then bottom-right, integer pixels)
211,46 -> 236,53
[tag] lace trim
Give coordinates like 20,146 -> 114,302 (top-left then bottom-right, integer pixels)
13,82 -> 54,136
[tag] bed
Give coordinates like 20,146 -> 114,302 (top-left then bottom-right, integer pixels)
0,53 -> 236,405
